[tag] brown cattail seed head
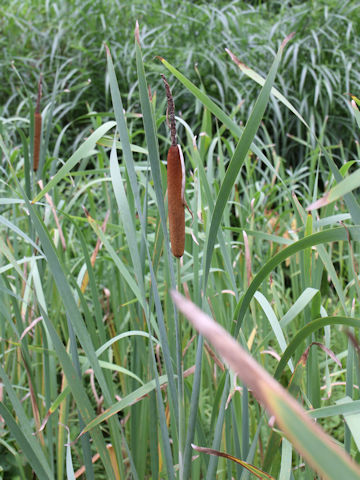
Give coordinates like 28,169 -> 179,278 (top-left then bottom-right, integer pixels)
167,144 -> 185,257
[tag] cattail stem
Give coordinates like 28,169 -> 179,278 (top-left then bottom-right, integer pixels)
33,75 -> 42,172
177,257 -> 185,480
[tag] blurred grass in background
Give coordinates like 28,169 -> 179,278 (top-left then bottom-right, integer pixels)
2,0 -> 360,164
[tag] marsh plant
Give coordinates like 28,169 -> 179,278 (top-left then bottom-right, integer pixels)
1,1 -> 360,479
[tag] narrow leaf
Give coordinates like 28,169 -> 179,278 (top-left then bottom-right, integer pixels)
192,444 -> 274,479
172,291 -> 360,480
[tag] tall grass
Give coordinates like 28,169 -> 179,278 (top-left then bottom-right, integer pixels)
2,0 -> 360,163
1,1 -> 360,479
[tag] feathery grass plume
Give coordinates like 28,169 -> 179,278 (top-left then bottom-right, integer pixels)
33,74 -> 42,171
162,74 -> 185,258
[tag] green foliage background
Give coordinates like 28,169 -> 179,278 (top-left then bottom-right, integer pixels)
2,0 -> 360,162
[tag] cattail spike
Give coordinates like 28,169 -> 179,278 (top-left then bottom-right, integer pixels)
163,76 -> 185,257
161,74 -> 177,146
167,145 -> 185,257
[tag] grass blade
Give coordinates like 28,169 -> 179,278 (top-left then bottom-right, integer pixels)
202,34 -> 294,290
171,291 -> 360,480
235,49 -> 360,223
235,227 -> 360,336
32,121 -> 116,203
274,316 -> 360,380
225,46 -> 309,129
307,168 -> 360,211
0,363 -> 53,479
0,403 -> 53,480
80,374 -> 170,435
193,444 -> 274,479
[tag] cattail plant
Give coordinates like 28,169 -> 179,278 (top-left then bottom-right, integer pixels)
33,75 -> 42,171
162,74 -> 185,258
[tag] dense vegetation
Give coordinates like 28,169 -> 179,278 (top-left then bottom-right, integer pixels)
1,0 -> 360,478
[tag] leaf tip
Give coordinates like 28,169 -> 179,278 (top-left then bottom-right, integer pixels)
82,205 -> 91,219
104,43 -> 111,58
135,20 -> 140,46
306,193 -> 329,211
225,47 -> 246,69
351,99 -> 359,110
281,32 -> 295,50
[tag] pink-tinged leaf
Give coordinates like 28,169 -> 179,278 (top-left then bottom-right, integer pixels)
171,291 -> 360,480
306,192 -> 330,211
281,32 -> 296,50
134,20 -> 140,46
221,289 -> 236,296
261,349 -> 281,362
243,230 -> 252,286
20,316 -> 42,340
304,342 -> 342,368
351,95 -> 360,108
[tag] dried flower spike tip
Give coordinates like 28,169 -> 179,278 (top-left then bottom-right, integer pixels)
161,74 -> 177,147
